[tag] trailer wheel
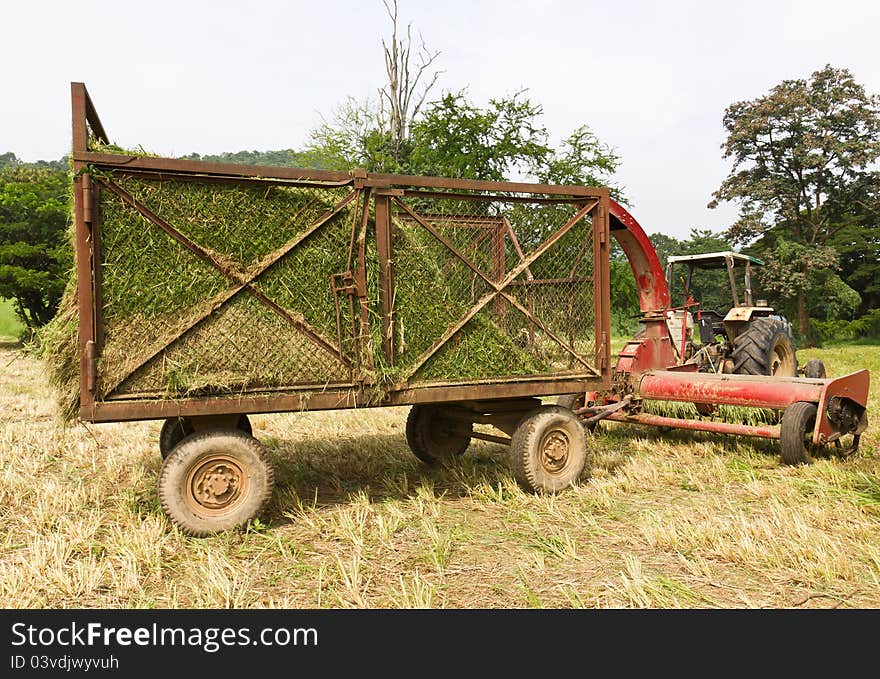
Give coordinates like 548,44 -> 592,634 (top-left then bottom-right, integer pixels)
159,415 -> 253,459
406,405 -> 472,464
158,429 -> 275,536
780,401 -> 819,465
732,317 -> 797,377
510,405 -> 588,494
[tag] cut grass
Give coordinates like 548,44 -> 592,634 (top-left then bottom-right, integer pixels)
42,169 -> 601,418
0,342 -> 877,608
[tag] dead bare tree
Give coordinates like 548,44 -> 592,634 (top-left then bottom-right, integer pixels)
379,0 -> 443,164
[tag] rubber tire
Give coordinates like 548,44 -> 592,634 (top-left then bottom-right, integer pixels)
804,358 -> 826,379
405,405 -> 472,465
159,414 -> 253,459
779,401 -> 818,465
158,429 -> 275,536
510,405 -> 588,494
732,317 -> 797,377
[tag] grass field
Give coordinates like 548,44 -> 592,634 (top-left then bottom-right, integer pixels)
0,298 -> 24,340
0,341 -> 877,608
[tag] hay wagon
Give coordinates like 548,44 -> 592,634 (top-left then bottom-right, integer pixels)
68,84 -> 612,534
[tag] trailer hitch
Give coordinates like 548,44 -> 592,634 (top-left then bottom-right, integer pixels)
574,395 -> 633,428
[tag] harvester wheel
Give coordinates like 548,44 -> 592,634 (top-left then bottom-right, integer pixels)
510,405 -> 588,494
804,358 -> 827,379
732,317 -> 797,377
158,429 -> 275,536
406,405 -> 472,465
159,415 -> 252,459
779,401 -> 818,465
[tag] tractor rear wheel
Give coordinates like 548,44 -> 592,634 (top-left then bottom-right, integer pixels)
732,317 -> 797,377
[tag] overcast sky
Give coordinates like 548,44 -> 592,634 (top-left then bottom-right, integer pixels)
3,0 -> 879,238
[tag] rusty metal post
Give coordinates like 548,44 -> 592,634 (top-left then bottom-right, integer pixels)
374,191 -> 396,363
593,192 -> 611,378
355,187 -> 375,373
71,84 -> 97,413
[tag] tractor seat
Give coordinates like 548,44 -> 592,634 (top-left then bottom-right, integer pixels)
697,309 -> 725,344
699,309 -> 725,324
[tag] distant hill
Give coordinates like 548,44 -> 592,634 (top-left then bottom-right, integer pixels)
2,149 -> 329,172
177,149 -> 314,168
0,152 -> 68,171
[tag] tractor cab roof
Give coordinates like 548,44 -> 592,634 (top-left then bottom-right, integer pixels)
666,251 -> 764,269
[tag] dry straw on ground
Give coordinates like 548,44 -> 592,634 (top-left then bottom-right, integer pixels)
2,339 -> 877,608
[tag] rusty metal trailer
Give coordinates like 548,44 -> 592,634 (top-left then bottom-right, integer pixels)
69,83 -> 869,536
70,83 -> 613,534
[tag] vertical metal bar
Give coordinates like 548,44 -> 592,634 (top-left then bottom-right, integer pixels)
71,83 -> 89,155
593,193 -> 611,377
355,188 -> 375,373
374,193 -> 395,363
726,255 -> 740,307
744,261 -> 753,306
73,174 -> 96,408
91,182 -> 104,353
71,83 -> 97,409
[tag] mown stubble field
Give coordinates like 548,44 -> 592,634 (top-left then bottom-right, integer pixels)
1,340 -> 878,608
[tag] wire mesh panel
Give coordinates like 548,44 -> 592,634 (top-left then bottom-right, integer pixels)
68,84 -> 609,422
95,172 -> 360,399
383,191 -> 601,386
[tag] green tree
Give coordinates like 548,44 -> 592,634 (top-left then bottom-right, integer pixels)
537,125 -> 624,200
407,91 -> 552,181
0,152 -> 21,169
709,64 -> 880,344
0,167 -> 71,328
304,97 -> 398,172
829,203 -> 880,314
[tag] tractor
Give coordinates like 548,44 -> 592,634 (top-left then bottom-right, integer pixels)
659,251 -> 798,378
556,201 -> 862,463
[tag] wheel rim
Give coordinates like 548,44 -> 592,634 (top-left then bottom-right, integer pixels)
770,339 -> 796,376
184,454 -> 249,516
539,428 -> 571,475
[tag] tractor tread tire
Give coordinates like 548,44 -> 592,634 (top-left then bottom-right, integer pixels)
732,317 -> 797,377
